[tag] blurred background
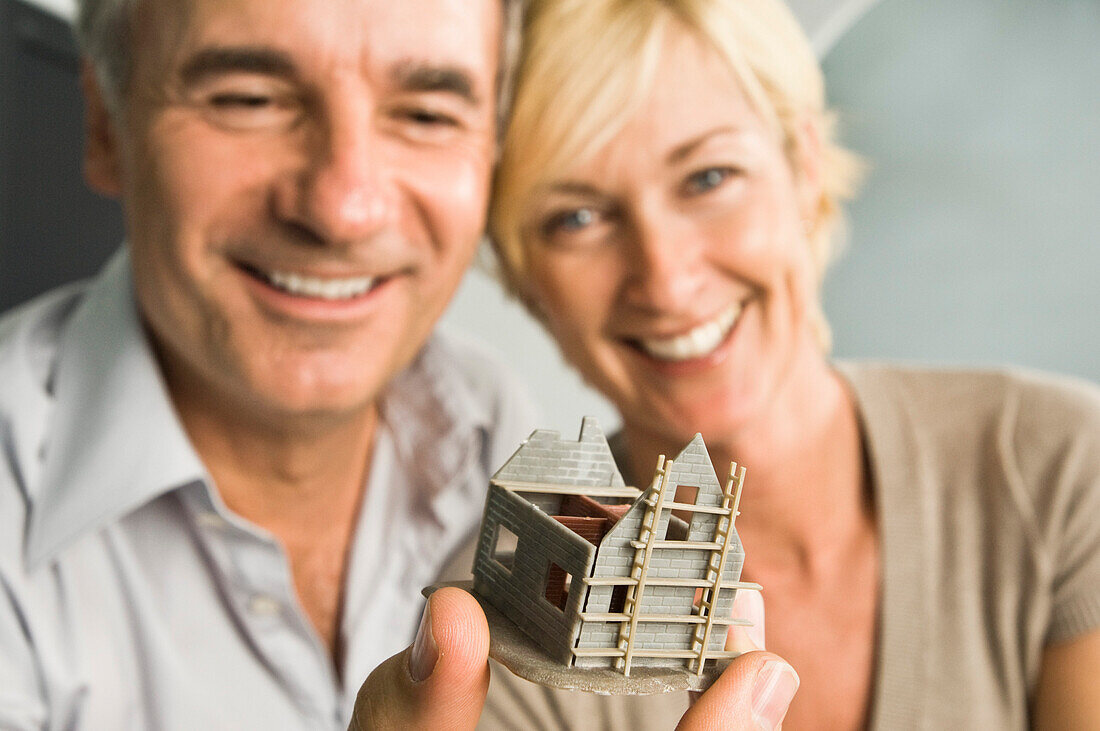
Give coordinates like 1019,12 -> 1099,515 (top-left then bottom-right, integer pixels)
4,0 -> 1098,433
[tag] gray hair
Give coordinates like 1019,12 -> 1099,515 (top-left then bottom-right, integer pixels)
73,0 -> 135,115
73,0 -> 526,126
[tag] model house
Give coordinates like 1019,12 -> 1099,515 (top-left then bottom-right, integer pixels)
471,418 -> 758,678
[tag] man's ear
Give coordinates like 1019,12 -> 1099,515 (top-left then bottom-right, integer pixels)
790,116 -> 823,226
81,62 -> 123,197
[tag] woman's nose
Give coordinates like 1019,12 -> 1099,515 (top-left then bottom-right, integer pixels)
622,210 -> 708,313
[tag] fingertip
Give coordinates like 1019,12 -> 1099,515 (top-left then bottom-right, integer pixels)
353,589 -> 493,730
677,651 -> 794,731
726,589 -> 766,653
751,658 -> 799,730
422,587 -> 491,686
717,649 -> 781,688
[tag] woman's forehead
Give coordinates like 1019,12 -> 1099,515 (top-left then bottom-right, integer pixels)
626,30 -> 768,141
546,29 -> 775,183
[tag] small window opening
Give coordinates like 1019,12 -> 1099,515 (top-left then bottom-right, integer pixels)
671,484 -> 699,523
544,561 -> 572,611
609,584 -> 629,614
663,484 -> 699,539
693,587 -> 708,613
492,524 -> 518,571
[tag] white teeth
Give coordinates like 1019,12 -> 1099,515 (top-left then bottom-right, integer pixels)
639,303 -> 742,361
266,270 -> 376,300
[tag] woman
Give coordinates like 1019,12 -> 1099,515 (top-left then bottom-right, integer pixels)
487,0 -> 1100,727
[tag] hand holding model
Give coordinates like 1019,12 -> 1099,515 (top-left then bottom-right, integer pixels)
349,588 -> 491,730
349,588 -> 798,730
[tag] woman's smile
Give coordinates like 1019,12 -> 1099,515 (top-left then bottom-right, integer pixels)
630,300 -> 744,362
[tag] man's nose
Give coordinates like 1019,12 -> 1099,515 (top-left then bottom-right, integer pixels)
275,103 -> 393,245
622,210 -> 707,313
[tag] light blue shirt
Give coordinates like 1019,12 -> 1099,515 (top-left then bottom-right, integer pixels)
0,250 -> 536,730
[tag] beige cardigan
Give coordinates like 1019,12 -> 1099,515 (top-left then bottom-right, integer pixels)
437,364 -> 1100,729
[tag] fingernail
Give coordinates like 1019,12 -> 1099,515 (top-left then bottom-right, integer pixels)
409,599 -> 438,682
742,591 -> 766,650
727,590 -> 766,653
745,619 -> 766,651
751,659 -> 799,730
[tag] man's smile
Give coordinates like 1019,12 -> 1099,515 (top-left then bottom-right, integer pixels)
251,266 -> 380,301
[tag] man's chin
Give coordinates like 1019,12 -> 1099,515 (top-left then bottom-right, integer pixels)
225,393 -> 378,440
197,366 -> 385,432
261,382 -> 381,418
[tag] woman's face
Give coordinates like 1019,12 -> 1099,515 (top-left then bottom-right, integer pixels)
519,30 -> 824,445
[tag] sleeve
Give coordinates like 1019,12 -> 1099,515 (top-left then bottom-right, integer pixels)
1047,415 -> 1100,643
1013,375 -> 1100,643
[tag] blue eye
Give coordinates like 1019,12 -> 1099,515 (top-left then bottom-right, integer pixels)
683,167 -> 735,195
542,207 -> 597,236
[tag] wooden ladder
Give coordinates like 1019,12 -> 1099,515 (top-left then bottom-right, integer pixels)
614,455 -> 672,675
689,462 -> 746,675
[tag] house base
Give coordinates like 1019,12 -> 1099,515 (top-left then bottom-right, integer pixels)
427,582 -> 732,695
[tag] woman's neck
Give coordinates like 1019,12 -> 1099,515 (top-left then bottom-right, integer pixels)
619,354 -> 871,580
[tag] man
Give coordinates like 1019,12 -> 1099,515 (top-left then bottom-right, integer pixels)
1,0 -> 535,726
0,0 -> 795,727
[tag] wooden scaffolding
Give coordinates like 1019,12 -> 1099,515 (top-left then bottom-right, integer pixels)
573,458 -> 762,676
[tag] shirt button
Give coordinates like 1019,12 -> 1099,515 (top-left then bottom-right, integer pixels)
248,594 -> 282,617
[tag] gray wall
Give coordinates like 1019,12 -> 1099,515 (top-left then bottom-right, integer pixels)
473,484 -> 594,666
1,0 -> 124,313
821,0 -> 1100,382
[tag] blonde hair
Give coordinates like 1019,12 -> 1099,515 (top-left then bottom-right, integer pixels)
490,0 -> 863,347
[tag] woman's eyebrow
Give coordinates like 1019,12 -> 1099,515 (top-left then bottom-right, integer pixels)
547,181 -> 601,194
666,125 -> 746,164
179,47 -> 298,85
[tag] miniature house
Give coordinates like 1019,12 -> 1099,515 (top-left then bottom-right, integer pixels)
472,418 -> 757,677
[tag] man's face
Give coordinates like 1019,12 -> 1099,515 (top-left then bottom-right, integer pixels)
86,0 -> 500,425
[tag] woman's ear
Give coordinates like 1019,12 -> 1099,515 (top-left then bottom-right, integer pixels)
790,116 -> 824,228
81,62 -> 123,197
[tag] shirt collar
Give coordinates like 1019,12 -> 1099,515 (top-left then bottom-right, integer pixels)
24,252 -> 495,566
25,249 -> 207,570
378,332 -> 493,523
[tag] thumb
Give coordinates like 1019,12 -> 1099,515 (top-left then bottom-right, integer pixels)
349,587 -> 490,730
678,589 -> 798,730
677,651 -> 799,731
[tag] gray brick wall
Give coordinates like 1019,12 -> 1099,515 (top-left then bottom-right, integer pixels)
492,417 -> 625,488
575,434 -> 747,670
473,484 -> 596,665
